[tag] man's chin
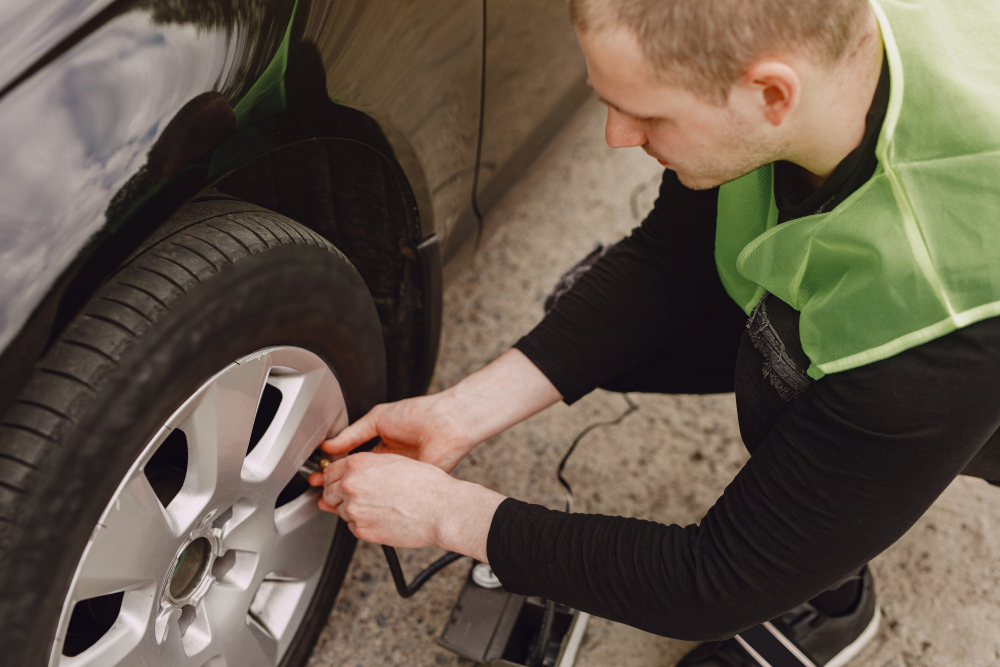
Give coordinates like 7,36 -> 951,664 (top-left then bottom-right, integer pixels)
673,170 -> 726,191
674,164 -> 764,191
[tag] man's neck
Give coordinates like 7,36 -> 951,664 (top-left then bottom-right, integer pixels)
788,7 -> 885,188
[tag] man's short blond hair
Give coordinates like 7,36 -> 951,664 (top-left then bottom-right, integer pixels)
571,0 -> 870,104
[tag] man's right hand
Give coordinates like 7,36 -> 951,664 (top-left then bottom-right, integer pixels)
320,393 -> 474,472
320,348 -> 564,473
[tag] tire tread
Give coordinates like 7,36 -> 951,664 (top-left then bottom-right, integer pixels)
0,423 -> 58,445
60,339 -> 119,365
229,218 -> 276,249
115,275 -> 173,311
0,453 -> 40,471
133,264 -> 190,296
35,368 -> 98,394
97,295 -> 156,325
172,236 -> 224,272
150,250 -> 204,283
13,399 -> 73,423
206,222 -> 257,255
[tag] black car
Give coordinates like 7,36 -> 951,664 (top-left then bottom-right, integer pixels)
0,1 -> 588,664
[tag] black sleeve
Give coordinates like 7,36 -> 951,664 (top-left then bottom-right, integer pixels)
513,170 -> 723,404
488,318 -> 1000,641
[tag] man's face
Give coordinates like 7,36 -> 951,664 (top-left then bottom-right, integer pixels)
577,26 -> 778,190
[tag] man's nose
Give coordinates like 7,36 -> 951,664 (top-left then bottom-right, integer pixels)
605,107 -> 646,148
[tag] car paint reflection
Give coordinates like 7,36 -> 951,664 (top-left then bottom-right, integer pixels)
0,0 -> 113,92
0,7 -> 266,352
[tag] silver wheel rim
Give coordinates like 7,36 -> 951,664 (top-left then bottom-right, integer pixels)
49,346 -> 348,667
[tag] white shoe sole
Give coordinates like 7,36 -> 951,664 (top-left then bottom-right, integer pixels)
825,605 -> 880,667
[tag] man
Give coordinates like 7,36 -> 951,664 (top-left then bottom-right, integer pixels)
310,0 -> 1000,664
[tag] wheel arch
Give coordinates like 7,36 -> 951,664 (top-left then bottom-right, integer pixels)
0,127 -> 441,420
212,135 -> 442,405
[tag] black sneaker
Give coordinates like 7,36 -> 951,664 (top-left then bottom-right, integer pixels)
676,567 -> 879,667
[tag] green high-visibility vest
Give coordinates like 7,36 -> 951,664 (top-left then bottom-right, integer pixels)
715,0 -> 1000,380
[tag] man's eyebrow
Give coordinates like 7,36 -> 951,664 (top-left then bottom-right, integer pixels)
597,96 -> 650,120
597,96 -> 625,113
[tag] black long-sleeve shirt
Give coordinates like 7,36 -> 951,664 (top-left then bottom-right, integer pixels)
486,58 -> 1000,640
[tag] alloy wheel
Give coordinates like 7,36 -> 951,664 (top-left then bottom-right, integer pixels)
49,346 -> 347,666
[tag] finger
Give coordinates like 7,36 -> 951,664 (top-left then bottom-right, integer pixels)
307,471 -> 324,487
317,497 -> 338,514
334,501 -> 353,524
321,478 -> 345,509
322,410 -> 381,455
322,456 -> 350,485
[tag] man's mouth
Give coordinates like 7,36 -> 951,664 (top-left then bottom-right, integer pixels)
643,145 -> 670,168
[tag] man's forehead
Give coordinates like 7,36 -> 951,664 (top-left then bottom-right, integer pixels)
581,31 -> 692,118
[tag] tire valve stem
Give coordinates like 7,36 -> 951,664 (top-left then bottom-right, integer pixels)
299,449 -> 333,476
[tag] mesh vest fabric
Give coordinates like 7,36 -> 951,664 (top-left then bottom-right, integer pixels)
715,0 -> 1000,380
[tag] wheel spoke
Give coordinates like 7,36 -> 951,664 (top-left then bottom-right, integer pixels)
267,494 -> 338,581
219,500 -> 276,555
173,357 -> 271,527
72,474 -> 177,601
147,606 -> 194,667
219,618 -> 278,667
63,594 -> 180,667
63,624 -> 141,667
202,580 -> 258,639
241,368 -> 345,497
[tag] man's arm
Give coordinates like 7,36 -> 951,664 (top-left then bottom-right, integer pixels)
488,317 -> 1000,640
516,170 -> 724,403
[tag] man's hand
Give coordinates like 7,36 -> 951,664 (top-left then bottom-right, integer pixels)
321,349 -> 563,472
308,453 -> 505,561
321,394 -> 472,472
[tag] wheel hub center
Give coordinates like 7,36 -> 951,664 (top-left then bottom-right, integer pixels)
169,537 -> 212,599
164,528 -> 221,607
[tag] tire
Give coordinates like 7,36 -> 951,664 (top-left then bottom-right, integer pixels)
0,200 -> 386,666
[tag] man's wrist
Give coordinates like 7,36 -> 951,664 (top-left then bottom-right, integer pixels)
439,349 -> 562,448
437,383 -> 500,446
434,479 -> 506,563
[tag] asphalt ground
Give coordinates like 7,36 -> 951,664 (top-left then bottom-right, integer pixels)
308,97 -> 1000,667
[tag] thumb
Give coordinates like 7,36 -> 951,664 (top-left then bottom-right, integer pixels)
322,409 -> 381,455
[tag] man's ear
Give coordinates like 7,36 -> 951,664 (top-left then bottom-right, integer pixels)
742,60 -> 800,126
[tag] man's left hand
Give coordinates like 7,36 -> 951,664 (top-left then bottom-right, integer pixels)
307,452 -> 505,563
